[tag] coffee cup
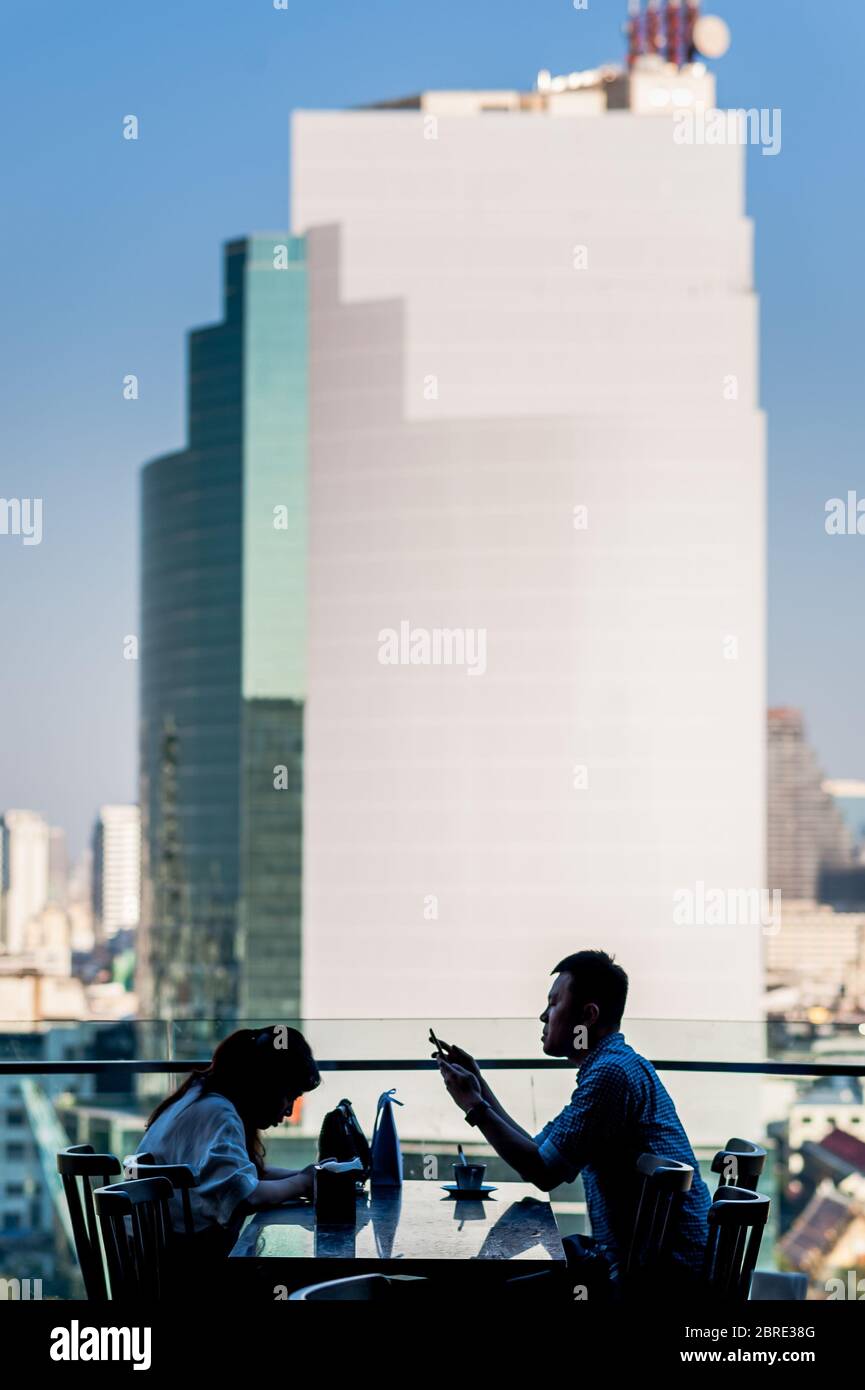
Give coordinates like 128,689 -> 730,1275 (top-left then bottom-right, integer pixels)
453,1162 -> 486,1191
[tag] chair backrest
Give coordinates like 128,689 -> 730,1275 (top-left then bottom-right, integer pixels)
289,1273 -> 394,1301
56,1144 -> 121,1300
124,1152 -> 199,1236
712,1136 -> 767,1192
94,1177 -> 175,1301
703,1186 -> 770,1303
625,1152 -> 694,1280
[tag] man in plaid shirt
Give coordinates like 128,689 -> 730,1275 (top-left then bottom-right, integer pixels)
436,949 -> 710,1296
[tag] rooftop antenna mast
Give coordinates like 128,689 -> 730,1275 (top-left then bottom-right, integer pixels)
684,0 -> 701,63
626,0 -> 644,70
646,0 -> 663,56
666,0 -> 682,68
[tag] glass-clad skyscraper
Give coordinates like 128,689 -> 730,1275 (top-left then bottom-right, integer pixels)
137,235 -> 307,1025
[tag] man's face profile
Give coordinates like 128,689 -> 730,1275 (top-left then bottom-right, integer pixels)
540,972 -> 580,1058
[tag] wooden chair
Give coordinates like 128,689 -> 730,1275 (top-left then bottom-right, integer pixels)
712,1137 -> 767,1193
625,1152 -> 694,1286
703,1185 -> 770,1303
124,1151 -> 198,1236
94,1177 -> 174,1301
710,1139 -> 804,1300
56,1144 -> 121,1300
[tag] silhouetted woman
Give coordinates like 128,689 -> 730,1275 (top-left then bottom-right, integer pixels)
133,1025 -> 321,1259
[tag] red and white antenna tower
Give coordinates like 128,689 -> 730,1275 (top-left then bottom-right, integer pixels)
626,0 -> 644,70
646,0 -> 663,57
684,0 -> 701,63
666,0 -> 682,68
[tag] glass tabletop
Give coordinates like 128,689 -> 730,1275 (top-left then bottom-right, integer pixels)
229,1180 -> 565,1263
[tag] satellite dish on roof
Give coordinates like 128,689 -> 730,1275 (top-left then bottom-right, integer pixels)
693,14 -> 731,59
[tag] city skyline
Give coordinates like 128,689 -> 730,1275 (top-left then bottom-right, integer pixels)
4,4 -> 865,1329
2,0 -> 865,859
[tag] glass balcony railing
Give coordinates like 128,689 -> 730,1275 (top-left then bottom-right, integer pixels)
1,1017 -> 864,1301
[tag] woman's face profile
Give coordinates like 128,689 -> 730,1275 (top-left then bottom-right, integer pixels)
258,1089 -> 298,1129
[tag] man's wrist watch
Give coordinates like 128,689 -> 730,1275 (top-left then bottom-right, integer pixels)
464,1100 -> 489,1127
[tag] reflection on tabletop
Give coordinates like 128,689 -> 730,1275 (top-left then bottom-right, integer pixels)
229,1181 -> 564,1263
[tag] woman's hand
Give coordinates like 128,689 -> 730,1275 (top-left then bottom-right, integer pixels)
294,1158 -> 345,1198
292,1164 -> 318,1199
248,1166 -> 317,1208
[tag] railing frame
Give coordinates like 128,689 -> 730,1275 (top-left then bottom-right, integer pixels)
2,1058 -> 865,1077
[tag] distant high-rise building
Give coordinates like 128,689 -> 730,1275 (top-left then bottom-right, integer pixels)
765,899 -> 865,1015
137,236 -> 307,1022
68,848 -> 92,905
48,827 -> 68,907
92,805 -> 141,939
66,849 -> 96,953
0,810 -> 50,955
22,901 -> 73,976
824,780 -> 865,858
293,66 -> 766,1024
768,709 -> 853,900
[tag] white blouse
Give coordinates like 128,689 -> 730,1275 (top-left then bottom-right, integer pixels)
127,1079 -> 259,1234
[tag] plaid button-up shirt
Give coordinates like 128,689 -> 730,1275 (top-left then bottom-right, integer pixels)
533,1031 -> 710,1279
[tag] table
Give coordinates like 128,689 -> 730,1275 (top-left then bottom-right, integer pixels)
228,1180 -> 566,1297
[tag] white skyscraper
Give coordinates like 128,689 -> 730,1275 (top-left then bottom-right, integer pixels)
292,64 -> 766,1043
48,825 -> 68,906
0,809 -> 50,955
92,805 -> 141,938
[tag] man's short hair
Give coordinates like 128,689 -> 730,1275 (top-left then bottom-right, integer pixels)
552,950 -> 629,1029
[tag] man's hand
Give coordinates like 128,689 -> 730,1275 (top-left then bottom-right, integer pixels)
438,1058 -> 483,1113
430,1036 -> 482,1080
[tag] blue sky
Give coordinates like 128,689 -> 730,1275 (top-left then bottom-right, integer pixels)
1,0 -> 863,856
